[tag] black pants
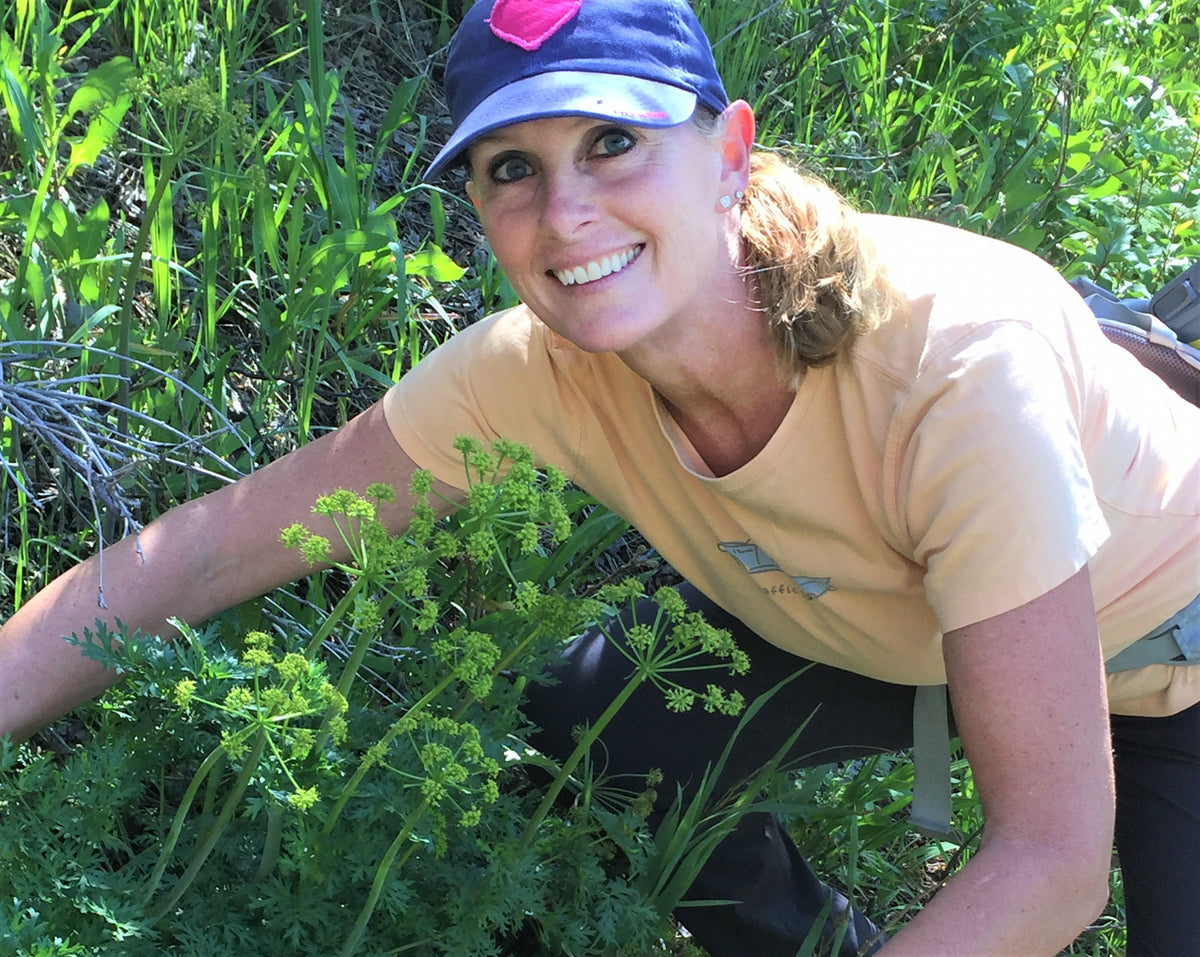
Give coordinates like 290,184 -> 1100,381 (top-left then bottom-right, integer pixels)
522,584 -> 1200,956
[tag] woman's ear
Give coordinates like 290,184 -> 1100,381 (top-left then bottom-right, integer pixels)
719,99 -> 755,186
465,178 -> 481,211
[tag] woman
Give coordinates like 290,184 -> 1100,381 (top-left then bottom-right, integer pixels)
2,1 -> 1198,954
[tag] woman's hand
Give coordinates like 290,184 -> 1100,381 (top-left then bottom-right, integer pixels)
880,565 -> 1114,955
0,401 -> 465,743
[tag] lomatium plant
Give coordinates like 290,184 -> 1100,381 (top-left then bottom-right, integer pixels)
0,437 -> 762,956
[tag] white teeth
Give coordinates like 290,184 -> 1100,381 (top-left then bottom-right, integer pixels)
554,245 -> 640,286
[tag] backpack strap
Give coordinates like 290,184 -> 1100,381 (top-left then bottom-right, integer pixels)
1106,591 -> 1200,673
1149,259 -> 1200,345
909,684 -> 954,840
1070,275 -> 1200,406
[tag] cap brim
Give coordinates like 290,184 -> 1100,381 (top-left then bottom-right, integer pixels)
423,70 -> 699,181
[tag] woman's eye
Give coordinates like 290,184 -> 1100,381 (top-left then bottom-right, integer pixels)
593,129 -> 636,157
489,154 -> 533,183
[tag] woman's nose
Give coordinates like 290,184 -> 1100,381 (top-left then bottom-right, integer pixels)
539,167 -> 598,240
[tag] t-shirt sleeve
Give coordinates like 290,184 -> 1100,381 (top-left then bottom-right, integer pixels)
890,319 -> 1110,633
382,308 -> 584,490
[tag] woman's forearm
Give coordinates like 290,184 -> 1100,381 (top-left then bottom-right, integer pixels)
0,402 -> 450,743
0,497 -> 243,742
0,463 -> 315,741
897,568 -> 1115,954
878,833 -> 1110,956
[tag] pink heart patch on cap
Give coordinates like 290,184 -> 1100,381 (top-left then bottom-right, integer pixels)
488,0 -> 583,51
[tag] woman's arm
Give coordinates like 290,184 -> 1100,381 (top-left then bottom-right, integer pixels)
880,565 -> 1114,955
0,400 -> 466,743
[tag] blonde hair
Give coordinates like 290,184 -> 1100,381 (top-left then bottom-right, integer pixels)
739,151 -> 897,375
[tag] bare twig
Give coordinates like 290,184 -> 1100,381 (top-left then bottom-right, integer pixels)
0,340 -> 255,603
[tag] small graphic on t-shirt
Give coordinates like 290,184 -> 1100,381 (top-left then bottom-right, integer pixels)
717,542 -> 835,600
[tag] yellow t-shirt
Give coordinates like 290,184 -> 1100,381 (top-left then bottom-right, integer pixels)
384,216 -> 1200,717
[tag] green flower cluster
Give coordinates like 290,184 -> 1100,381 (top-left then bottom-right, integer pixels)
451,435 -> 572,557
125,67 -> 257,150
431,628 -> 502,700
278,438 -> 583,663
597,583 -> 750,717
168,627 -> 343,807
406,714 -> 502,854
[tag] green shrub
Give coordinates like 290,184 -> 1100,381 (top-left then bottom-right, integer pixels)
0,438 -> 772,955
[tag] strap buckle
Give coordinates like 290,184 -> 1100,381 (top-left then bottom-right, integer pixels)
1150,260 -> 1200,344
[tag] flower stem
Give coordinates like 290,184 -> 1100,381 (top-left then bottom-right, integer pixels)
139,741 -> 226,906
322,671 -> 457,836
337,801 -> 427,957
518,666 -> 646,853
146,728 -> 268,923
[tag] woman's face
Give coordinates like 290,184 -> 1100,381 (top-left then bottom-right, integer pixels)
465,111 -> 748,357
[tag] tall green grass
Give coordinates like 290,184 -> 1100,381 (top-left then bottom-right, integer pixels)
0,0 -> 461,573
700,0 -> 1199,292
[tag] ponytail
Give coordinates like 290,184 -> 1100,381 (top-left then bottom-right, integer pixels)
739,152 -> 897,375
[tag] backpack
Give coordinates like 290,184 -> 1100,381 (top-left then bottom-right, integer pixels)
1072,261 -> 1200,406
911,261 -> 1200,840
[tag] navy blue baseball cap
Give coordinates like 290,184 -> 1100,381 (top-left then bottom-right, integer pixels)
424,0 -> 729,181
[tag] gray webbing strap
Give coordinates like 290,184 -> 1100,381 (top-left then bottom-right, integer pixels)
909,684 -> 954,840
1105,630 -> 1187,672
908,592 -> 1200,840
1106,591 -> 1200,674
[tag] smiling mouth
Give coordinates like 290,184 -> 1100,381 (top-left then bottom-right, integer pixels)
551,244 -> 643,287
